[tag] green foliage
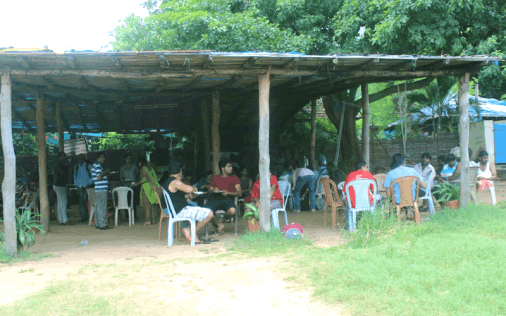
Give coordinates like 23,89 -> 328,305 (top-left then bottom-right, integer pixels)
89,133 -> 155,151
0,210 -> 45,252
432,182 -> 461,202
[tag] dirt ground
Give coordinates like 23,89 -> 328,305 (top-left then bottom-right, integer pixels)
0,182 -> 503,314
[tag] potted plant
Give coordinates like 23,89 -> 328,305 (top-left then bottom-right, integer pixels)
0,210 -> 45,251
432,182 -> 460,209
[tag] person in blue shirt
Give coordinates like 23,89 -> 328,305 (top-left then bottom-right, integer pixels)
384,154 -> 427,206
74,154 -> 94,222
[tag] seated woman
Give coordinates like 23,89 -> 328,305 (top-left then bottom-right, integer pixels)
161,159 -> 214,245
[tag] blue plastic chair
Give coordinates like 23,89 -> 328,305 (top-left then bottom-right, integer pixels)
272,181 -> 291,229
418,169 -> 436,215
162,188 -> 196,247
345,179 -> 377,232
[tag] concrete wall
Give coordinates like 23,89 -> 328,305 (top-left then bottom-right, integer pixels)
470,120 -> 496,163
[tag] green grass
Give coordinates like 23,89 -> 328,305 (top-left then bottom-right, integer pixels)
0,247 -> 53,265
232,204 -> 506,316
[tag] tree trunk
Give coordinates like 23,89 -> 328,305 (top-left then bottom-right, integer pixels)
361,84 -> 370,166
458,73 -> 470,209
310,99 -> 317,169
1,70 -> 17,257
36,92 -> 50,232
201,99 -> 211,174
258,67 -> 271,233
56,102 -> 64,152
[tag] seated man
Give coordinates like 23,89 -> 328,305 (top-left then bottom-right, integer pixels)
414,153 -> 436,211
384,154 -> 427,207
344,161 -> 376,208
206,159 -> 242,234
244,163 -> 283,224
476,150 -> 498,193
196,170 -> 214,192
438,153 -> 460,182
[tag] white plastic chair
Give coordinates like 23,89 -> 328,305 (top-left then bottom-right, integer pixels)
18,190 -> 39,215
419,170 -> 436,215
112,187 -> 135,226
272,181 -> 291,229
345,179 -> 377,232
487,181 -> 497,206
315,175 -> 329,210
162,188 -> 196,247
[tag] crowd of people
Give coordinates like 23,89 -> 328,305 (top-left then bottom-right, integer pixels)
45,146 -> 498,243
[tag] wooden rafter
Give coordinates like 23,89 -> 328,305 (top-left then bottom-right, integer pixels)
183,75 -> 203,92
66,56 -> 76,69
41,77 -> 55,91
27,102 -> 49,130
283,58 -> 298,69
70,100 -> 88,130
16,56 -> 31,69
116,102 -> 125,131
158,54 -> 169,69
12,109 -> 34,132
111,57 -> 122,69
77,76 -> 94,91
202,55 -> 212,68
241,57 -> 258,69
92,102 -> 106,128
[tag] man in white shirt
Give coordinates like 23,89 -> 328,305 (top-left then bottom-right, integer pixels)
413,153 -> 435,212
292,160 -> 315,212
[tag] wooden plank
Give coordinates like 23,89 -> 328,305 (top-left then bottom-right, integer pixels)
92,102 -> 106,128
56,102 -> 64,152
310,99 -> 317,169
361,84 -> 370,166
1,69 -> 18,257
459,73 -> 471,209
212,92 -> 220,175
201,99 -> 211,173
258,67 -> 272,232
36,91 -> 50,232
12,109 -> 34,133
70,100 -> 88,130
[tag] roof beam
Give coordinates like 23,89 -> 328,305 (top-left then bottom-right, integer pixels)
283,57 -> 299,69
47,101 -> 70,131
158,54 -> 169,69
16,56 -> 31,69
70,100 -> 88,130
241,57 -> 258,69
111,57 -> 122,69
349,58 -> 379,71
182,75 -> 203,92
77,76 -> 94,91
92,102 -> 106,128
41,77 -> 55,91
116,101 -> 126,131
66,56 -> 76,69
12,109 -> 35,133
202,55 -> 212,68
27,102 -> 50,130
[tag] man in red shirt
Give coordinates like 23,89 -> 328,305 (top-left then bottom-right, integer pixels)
206,159 -> 242,233
344,161 -> 376,208
245,165 -> 283,222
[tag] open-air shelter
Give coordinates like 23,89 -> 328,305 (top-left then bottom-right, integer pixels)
0,50 -> 501,255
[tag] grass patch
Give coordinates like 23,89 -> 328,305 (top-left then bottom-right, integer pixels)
232,204 -> 506,315
19,268 -> 35,274
0,247 -> 53,265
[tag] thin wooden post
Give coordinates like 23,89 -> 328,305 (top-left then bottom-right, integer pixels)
258,67 -> 272,233
334,101 -> 346,165
201,99 -> 211,173
36,91 -> 50,231
56,102 -> 64,152
310,99 -> 317,170
475,83 -> 479,101
361,84 -> 370,166
458,73 -> 471,209
1,69 -> 17,257
211,92 -> 220,175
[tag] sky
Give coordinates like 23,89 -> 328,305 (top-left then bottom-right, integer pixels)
0,0 -> 150,53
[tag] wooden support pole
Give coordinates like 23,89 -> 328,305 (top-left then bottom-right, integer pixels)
361,84 -> 370,166
458,73 -> 471,209
201,99 -> 211,173
310,99 -> 317,170
56,102 -> 64,152
36,91 -> 50,231
258,66 -> 272,233
211,92 -> 220,175
1,69 -> 18,257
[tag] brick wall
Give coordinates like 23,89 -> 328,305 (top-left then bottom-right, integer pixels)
367,132 -> 459,172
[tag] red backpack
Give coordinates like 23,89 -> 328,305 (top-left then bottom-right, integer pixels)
281,223 -> 304,239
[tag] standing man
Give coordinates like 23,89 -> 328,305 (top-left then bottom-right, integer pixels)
206,159 -> 241,234
120,153 -> 140,220
74,154 -> 94,223
53,152 -> 73,225
92,152 -> 113,230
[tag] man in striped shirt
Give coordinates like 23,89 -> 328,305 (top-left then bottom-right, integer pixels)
92,152 -> 113,230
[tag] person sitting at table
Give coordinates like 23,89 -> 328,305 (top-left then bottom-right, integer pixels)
161,159 -> 214,245
137,156 -> 160,225
435,155 -> 447,178
438,153 -> 460,182
384,154 -> 426,207
206,159 -> 242,234
344,161 -> 377,208
196,170 -> 213,192
476,150 -> 498,193
244,163 -> 283,224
